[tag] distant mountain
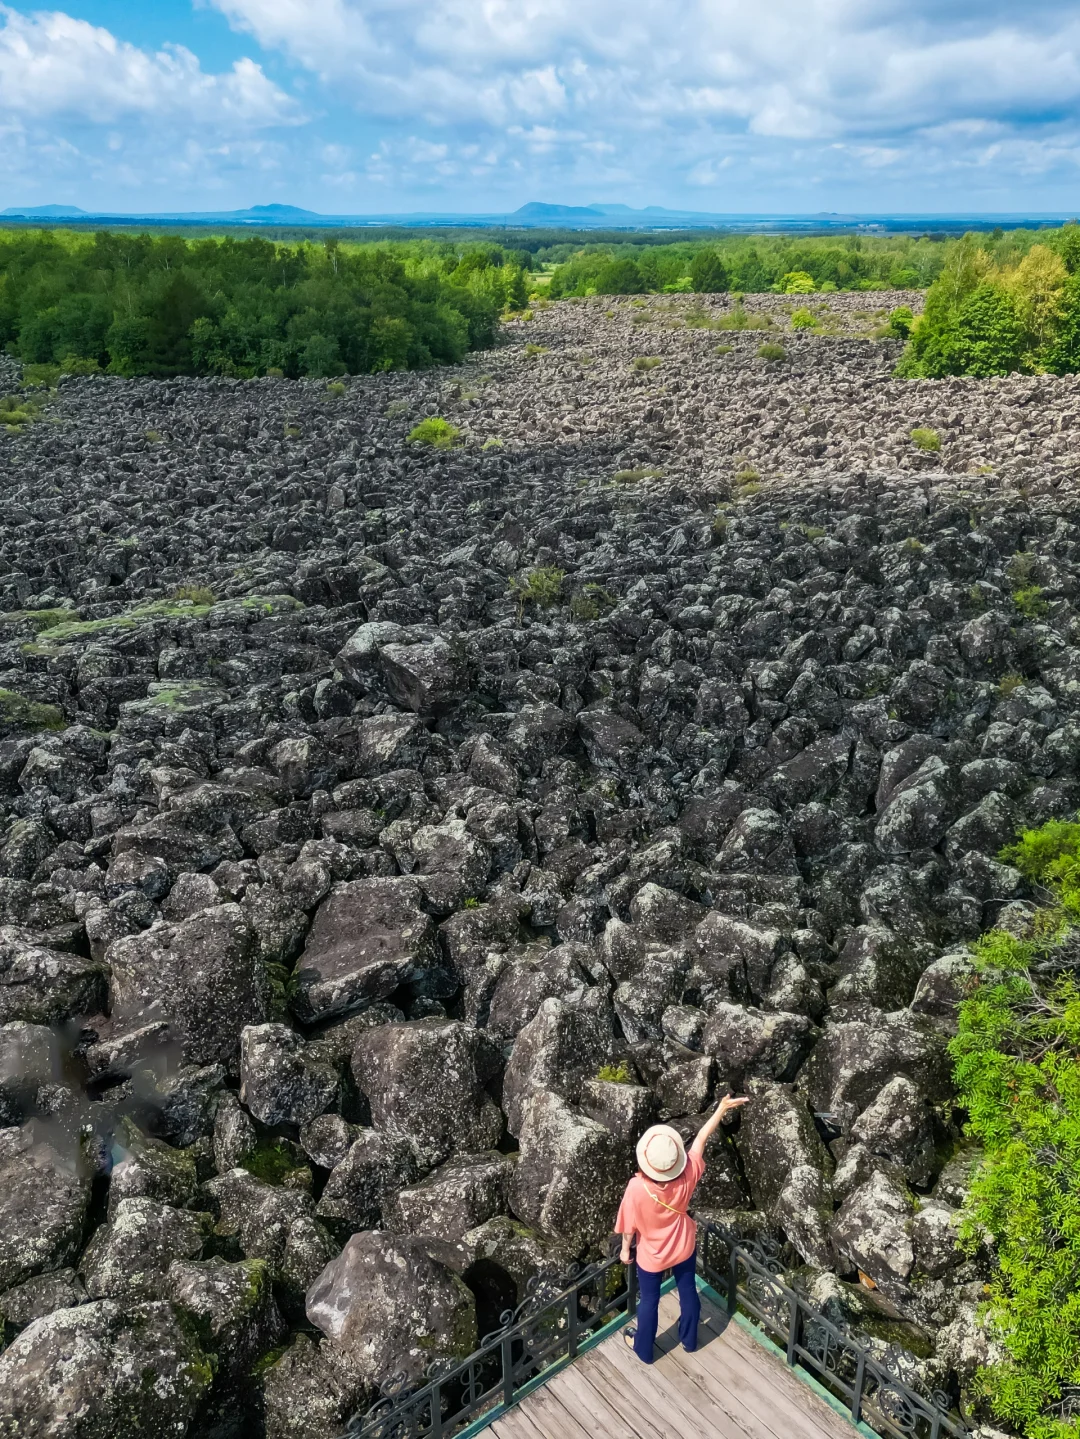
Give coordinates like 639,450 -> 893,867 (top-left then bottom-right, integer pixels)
3,204 -> 88,217
512,202 -> 606,220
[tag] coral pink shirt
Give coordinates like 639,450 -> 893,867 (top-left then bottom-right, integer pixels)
615,1152 -> 705,1273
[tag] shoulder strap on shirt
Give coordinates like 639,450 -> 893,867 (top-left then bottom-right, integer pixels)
642,1182 -> 689,1217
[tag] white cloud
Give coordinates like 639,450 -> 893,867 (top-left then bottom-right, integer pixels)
0,5 -> 299,127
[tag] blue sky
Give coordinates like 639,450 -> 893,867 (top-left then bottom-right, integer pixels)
3,0 -> 1080,214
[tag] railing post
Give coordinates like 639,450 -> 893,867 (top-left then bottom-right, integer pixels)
501,1334 -> 514,1411
786,1297 -> 800,1366
727,1243 -> 738,1316
430,1382 -> 443,1439
567,1285 -> 580,1360
851,1351 -> 865,1425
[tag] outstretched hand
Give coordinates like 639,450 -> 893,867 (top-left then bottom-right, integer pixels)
716,1094 -> 749,1122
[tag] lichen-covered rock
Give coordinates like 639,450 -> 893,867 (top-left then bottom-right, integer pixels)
0,1267 -> 86,1332
79,1198 -> 210,1302
239,1022 -> 339,1127
0,1123 -> 91,1291
0,929 -> 106,1026
164,1255 -> 285,1376
292,877 -> 441,1023
258,1332 -> 370,1439
107,1117 -> 198,1216
509,1090 -> 631,1250
386,1151 -> 513,1242
851,1074 -> 937,1186
830,1171 -> 914,1296
798,1012 -> 952,1131
205,1168 -> 337,1297
350,1018 -> 502,1165
306,1230 -> 477,1385
314,1129 -> 422,1235
736,1082 -> 833,1267
701,1002 -> 817,1085
107,903 -> 268,1074
502,992 -> 616,1136
0,1020 -> 55,1124
0,1299 -> 212,1438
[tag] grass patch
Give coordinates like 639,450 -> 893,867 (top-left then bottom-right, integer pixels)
0,393 -> 43,430
757,342 -> 787,362
25,593 -> 299,652
172,584 -> 215,607
612,467 -> 663,484
790,307 -> 817,331
632,356 -> 663,371
481,437 -> 504,451
510,566 -> 565,617
595,1061 -> 633,1084
713,344 -> 733,356
384,400 -> 411,419
570,584 -> 616,621
0,608 -> 77,633
997,673 -> 1025,699
144,429 -> 162,444
910,427 -> 941,452
326,381 -> 346,397
714,300 -> 772,332
524,343 -> 549,356
0,689 -> 65,732
407,417 -> 460,449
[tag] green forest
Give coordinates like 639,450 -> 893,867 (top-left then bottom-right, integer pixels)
0,230 -> 529,379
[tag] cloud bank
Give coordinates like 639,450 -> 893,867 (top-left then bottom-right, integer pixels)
4,0 -> 1080,209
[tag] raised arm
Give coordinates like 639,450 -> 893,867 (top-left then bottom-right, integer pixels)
690,1093 -> 749,1159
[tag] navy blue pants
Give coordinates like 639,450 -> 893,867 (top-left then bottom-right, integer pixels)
633,1249 -> 700,1363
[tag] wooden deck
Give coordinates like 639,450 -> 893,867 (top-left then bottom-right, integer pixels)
487,1286 -> 858,1439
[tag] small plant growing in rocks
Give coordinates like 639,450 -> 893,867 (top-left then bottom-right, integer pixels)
714,344 -> 733,355
910,427 -> 941,452
481,437 -> 504,451
524,344 -> 548,356
326,382 -> 346,397
712,510 -> 729,542
510,566 -> 565,618
757,342 -> 787,362
384,400 -> 411,419
612,467 -> 663,484
171,584 -> 215,607
632,356 -> 662,371
569,584 -> 616,620
407,417 -> 461,449
595,1061 -> 633,1084
790,308 -> 817,331
0,393 -> 42,430
997,673 -> 1025,698
1013,585 -> 1049,619
902,537 -> 926,555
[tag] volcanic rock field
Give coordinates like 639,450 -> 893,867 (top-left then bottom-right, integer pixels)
2,290 -> 1080,1436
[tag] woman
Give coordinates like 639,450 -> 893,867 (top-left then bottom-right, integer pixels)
616,1092 -> 749,1364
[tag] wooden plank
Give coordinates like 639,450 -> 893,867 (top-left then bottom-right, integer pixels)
587,1341 -> 749,1439
555,1355 -> 681,1439
671,1316 -> 849,1439
487,1381 -> 598,1439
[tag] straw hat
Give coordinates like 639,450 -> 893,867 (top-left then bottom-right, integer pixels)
636,1124 -> 687,1183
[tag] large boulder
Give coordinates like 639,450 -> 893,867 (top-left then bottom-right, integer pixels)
79,1198 -> 209,1303
851,1074 -> 937,1186
509,1091 -> 631,1251
258,1333 -> 369,1439
164,1255 -> 285,1378
736,1083 -> 834,1267
305,1230 -> 477,1385
239,1023 -> 339,1127
798,1011 -> 952,1131
0,1299 -> 212,1438
351,1018 -> 502,1165
292,878 -> 442,1024
701,1003 -> 817,1085
502,993 -> 615,1137
107,1117 -> 198,1216
690,911 -> 785,1004
386,1152 -> 513,1242
314,1130 -> 422,1236
0,928 -> 106,1026
205,1169 -> 337,1298
0,1123 -> 92,1291
107,903 -> 267,1074
0,1020 -> 56,1124
830,1171 -> 914,1298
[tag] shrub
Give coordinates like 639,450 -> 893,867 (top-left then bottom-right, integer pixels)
0,393 -> 41,429
570,584 -> 616,620
779,271 -> 816,294
593,258 -> 645,295
510,566 -> 565,616
757,342 -> 787,362
714,344 -> 733,356
632,356 -> 662,371
949,818 -> 1080,1437
996,673 -> 1025,698
21,363 -> 60,388
910,427 -> 941,451
407,417 -> 461,449
384,400 -> 411,419
1013,585 -> 1049,619
326,381 -> 346,397
59,354 -> 101,376
790,308 -> 816,330
690,251 -> 730,294
481,436 -> 504,450
524,343 -> 549,356
735,466 -> 760,484
886,305 -> 914,338
612,467 -> 663,483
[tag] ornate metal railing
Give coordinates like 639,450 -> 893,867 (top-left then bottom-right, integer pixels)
344,1247 -> 636,1437
341,1223 -> 968,1439
700,1225 -> 968,1439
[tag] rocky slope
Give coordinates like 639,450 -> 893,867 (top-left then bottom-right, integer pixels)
0,295 -> 1076,1437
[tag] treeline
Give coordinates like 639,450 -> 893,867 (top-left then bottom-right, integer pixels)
0,231 -> 530,378
545,233 -> 951,297
900,227 -> 1080,377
